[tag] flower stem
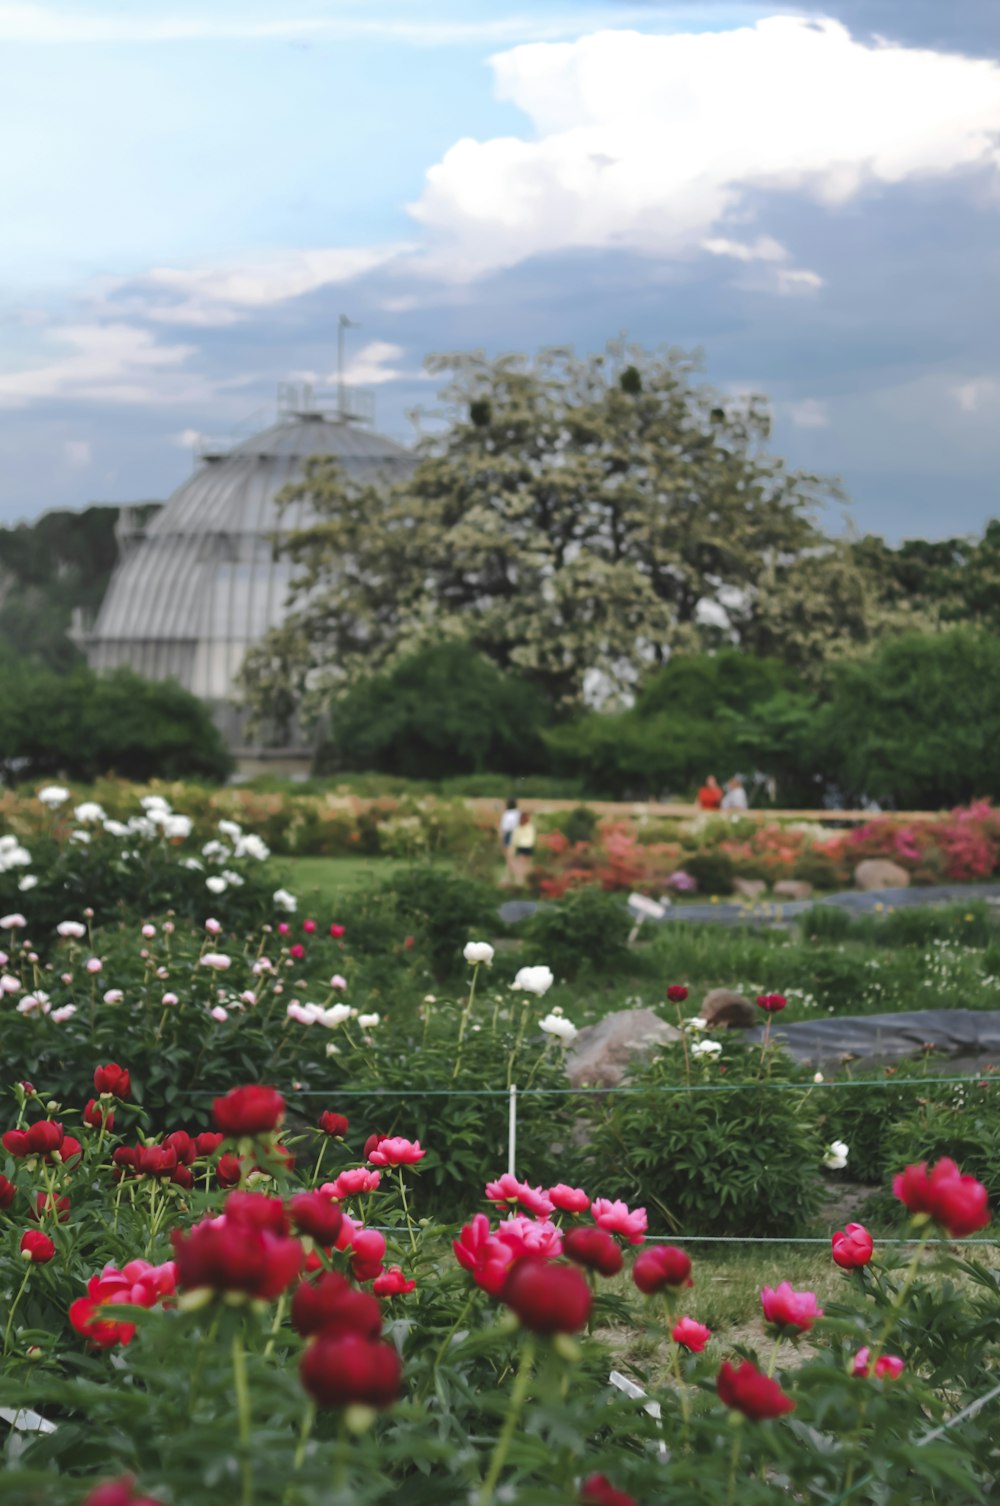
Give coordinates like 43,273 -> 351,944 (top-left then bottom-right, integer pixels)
478,1336 -> 534,1506
397,1168 -> 417,1255
3,1267 -> 32,1355
452,962 -> 481,1080
434,1289 -> 475,1369
309,1138 -> 327,1189
232,1328 -> 254,1506
725,1426 -> 742,1506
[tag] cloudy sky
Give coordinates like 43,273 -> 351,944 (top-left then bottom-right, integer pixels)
2,0 -> 1000,539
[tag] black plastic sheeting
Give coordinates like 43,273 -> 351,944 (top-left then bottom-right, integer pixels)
498,883 -> 1000,930
745,1008 -> 1000,1069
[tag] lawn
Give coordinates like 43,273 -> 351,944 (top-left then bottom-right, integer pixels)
278,853 -> 457,908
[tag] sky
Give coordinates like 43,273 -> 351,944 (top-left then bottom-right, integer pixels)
1,0 -> 1000,540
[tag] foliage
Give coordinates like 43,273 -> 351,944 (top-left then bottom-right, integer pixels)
521,886 -> 632,980
238,341 -> 843,728
818,630 -> 1000,807
681,849 -> 736,896
0,665 -> 232,784
319,641 -> 550,779
0,504 -> 159,671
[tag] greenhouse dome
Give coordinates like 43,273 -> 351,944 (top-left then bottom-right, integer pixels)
81,384 -> 414,764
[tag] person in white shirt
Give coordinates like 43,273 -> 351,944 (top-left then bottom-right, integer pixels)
721,775 -> 748,811
499,799 -> 520,878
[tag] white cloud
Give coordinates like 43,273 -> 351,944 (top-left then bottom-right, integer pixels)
129,246 -> 412,328
953,378 -> 1000,413
786,399 -> 830,429
702,235 -> 788,263
336,340 -> 409,386
775,267 -> 825,294
64,439 -> 92,466
409,17 -> 1000,279
0,323 -> 197,407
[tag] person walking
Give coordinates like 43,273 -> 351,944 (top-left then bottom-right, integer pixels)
721,775 -> 748,812
697,775 -> 723,811
498,797 -> 520,882
511,809 -> 537,886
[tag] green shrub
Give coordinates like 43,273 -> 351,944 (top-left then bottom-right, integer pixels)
339,863 -> 498,983
683,849 -> 736,895
522,886 -> 631,980
583,1040 -> 825,1235
792,848 -> 844,890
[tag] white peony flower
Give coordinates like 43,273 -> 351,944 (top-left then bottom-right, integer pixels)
691,1039 -> 723,1059
103,989 -> 124,1004
1,974 -> 22,993
221,870 -> 244,888
273,888 -> 297,913
51,1004 -> 77,1023
202,839 -> 229,860
127,816 -> 158,839
236,833 -> 269,862
17,993 -> 50,1016
181,857 -> 204,871
463,941 -> 495,966
102,819 -> 129,838
73,802 -> 106,823
162,814 -> 193,840
37,785 -> 70,807
320,1002 -> 353,1029
511,965 -> 555,997
200,953 -> 232,970
539,1012 -> 578,1043
69,830 -> 91,845
0,842 -> 32,871
683,1017 -> 710,1033
218,819 -> 243,841
206,876 -> 228,895
57,921 -> 87,939
18,875 -> 38,892
823,1140 -> 849,1171
357,1012 -> 381,1029
210,1005 -> 229,1023
0,914 -> 27,930
140,795 -> 171,814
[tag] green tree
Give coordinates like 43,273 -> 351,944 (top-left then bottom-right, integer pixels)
238,341 -> 843,729
321,640 -> 549,779
817,630 -> 1000,807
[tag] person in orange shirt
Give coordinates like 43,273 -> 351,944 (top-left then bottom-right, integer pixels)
697,775 -> 723,810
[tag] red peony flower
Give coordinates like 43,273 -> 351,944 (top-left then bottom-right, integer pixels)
94,1063 -> 131,1099
666,985 -> 689,1003
580,1474 -> 638,1506
562,1227 -> 623,1277
367,1136 -> 425,1168
288,1191 -> 344,1245
672,1316 -> 711,1352
329,923 -> 345,939
82,1478 -> 165,1506
453,1214 -> 516,1296
303,919 -> 317,934
84,1099 -> 113,1131
70,1261 -> 176,1349
0,1175 -> 16,1209
33,1191 -> 70,1223
3,1119 -> 64,1158
216,1152 -> 243,1188
318,1111 -> 349,1138
548,1183 -> 591,1214
832,1223 -> 874,1269
289,943 -> 306,961
213,1085 -> 285,1137
503,1259 -> 592,1334
300,1331 -> 400,1409
373,1265 -> 416,1297
20,1229 -> 55,1262
163,1130 -> 196,1165
195,1131 -> 225,1158
755,993 -> 787,1013
893,1157 -> 990,1238
172,1193 -> 302,1301
291,1271 -> 382,1339
853,1346 -> 904,1380
632,1245 -> 692,1294
717,1359 -> 795,1420
760,1283 -> 823,1334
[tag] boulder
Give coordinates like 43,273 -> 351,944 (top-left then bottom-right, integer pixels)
773,879 -> 813,901
854,859 -> 910,892
733,878 -> 767,901
566,1009 -> 680,1088
699,988 -> 757,1030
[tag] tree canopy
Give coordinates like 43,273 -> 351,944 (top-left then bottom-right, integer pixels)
239,341 -> 874,731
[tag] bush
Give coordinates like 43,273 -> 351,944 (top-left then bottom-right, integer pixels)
683,849 -> 736,895
0,663 -> 232,783
322,641 -> 551,780
522,886 -> 632,980
340,863 -> 499,983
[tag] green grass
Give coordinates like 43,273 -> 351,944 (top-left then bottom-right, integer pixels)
277,854 -> 456,909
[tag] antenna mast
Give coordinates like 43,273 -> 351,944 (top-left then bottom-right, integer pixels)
337,314 -> 360,418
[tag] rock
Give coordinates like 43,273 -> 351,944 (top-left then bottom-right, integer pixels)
854,859 -> 910,892
733,878 -> 767,901
773,879 -> 813,901
566,1009 -> 680,1088
699,989 -> 757,1030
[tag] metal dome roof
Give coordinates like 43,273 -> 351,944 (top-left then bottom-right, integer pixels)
84,388 -> 414,748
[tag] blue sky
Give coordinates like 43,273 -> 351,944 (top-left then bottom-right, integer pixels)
2,0 -> 999,539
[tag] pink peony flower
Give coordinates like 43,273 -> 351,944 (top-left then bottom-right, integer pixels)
672,1316 -> 711,1352
853,1346 -> 904,1380
591,1197 -> 647,1245
485,1173 -> 555,1219
548,1183 -> 591,1214
761,1282 -> 823,1334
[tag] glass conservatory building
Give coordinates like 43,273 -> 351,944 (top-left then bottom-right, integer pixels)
80,385 -> 414,766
